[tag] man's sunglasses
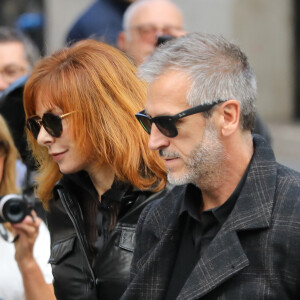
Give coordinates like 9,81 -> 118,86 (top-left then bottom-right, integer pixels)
26,112 -> 75,139
135,100 -> 226,138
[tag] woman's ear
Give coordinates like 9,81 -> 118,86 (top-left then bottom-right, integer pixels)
219,99 -> 240,137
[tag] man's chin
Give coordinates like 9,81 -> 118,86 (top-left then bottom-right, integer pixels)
167,171 -> 189,186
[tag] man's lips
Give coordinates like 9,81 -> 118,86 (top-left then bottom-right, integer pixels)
159,151 -> 180,166
160,155 -> 179,160
161,157 -> 179,167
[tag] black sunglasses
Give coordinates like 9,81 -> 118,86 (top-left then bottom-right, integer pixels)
135,100 -> 226,138
26,112 -> 75,140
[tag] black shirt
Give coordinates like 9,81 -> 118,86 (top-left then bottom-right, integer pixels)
61,172 -> 137,262
93,180 -> 136,258
165,168 -> 249,299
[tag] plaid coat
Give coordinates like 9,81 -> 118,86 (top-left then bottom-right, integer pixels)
121,135 -> 300,300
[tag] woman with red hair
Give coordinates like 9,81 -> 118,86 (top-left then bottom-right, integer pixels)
23,39 -> 166,300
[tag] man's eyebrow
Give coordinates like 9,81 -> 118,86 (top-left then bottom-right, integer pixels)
144,109 -> 175,118
144,109 -> 158,118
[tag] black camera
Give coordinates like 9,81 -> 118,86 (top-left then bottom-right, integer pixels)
0,194 -> 32,223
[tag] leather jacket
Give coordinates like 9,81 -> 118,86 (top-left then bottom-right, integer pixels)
47,172 -> 166,300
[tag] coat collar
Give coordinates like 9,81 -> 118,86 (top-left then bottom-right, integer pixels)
54,171 -> 134,206
223,134 -> 276,232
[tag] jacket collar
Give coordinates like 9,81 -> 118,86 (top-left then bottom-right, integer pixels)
223,134 -> 276,232
54,171 -> 133,206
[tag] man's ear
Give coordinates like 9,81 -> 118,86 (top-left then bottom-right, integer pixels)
219,99 -> 240,137
117,32 -> 127,51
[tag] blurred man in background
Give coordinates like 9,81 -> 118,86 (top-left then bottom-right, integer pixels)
117,0 -> 185,66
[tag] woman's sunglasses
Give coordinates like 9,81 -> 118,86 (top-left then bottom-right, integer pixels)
135,100 -> 226,138
26,112 -> 75,140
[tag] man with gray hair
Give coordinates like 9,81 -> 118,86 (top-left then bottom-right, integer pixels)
117,0 -> 185,66
122,32 -> 300,299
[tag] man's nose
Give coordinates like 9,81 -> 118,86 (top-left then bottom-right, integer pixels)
148,123 -> 170,151
156,28 -> 165,36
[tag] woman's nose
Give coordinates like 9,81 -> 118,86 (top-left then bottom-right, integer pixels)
36,125 -> 55,146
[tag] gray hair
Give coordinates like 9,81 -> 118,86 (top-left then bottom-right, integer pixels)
139,32 -> 257,131
122,0 -> 182,40
0,26 -> 40,70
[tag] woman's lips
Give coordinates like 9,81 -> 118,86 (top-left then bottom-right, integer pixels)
50,150 -> 68,162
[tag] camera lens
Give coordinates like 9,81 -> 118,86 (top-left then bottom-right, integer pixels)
0,194 -> 28,223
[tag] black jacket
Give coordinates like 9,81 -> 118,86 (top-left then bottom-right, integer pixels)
47,172 -> 166,300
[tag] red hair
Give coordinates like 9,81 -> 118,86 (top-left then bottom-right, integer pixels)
23,39 -> 166,207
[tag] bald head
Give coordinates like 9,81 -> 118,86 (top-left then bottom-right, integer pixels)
118,0 -> 185,66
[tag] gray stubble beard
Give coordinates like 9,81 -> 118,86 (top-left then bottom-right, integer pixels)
167,121 -> 227,189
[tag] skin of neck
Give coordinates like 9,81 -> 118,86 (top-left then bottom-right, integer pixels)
87,162 -> 115,200
200,130 -> 253,211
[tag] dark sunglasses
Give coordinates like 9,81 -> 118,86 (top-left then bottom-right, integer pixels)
135,100 -> 226,138
26,112 -> 75,139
